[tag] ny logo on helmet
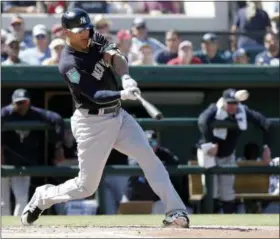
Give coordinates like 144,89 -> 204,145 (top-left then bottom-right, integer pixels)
80,17 -> 86,24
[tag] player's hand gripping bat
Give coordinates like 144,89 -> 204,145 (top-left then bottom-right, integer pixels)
133,92 -> 164,120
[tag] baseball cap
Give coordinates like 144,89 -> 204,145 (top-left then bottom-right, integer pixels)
132,17 -> 146,28
222,88 -> 238,103
232,48 -> 247,60
10,15 -> 24,25
117,29 -> 131,41
202,33 -> 217,43
12,89 -> 30,103
49,38 -> 65,49
32,24 -> 47,37
5,34 -> 19,45
179,40 -> 192,50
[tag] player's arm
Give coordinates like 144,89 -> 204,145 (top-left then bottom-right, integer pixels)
95,32 -> 138,90
198,104 -> 219,144
245,106 -> 271,146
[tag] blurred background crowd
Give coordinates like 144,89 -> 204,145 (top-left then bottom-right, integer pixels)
1,1 -> 279,67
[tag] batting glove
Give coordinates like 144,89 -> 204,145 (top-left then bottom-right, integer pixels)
121,74 -> 138,89
120,87 -> 141,101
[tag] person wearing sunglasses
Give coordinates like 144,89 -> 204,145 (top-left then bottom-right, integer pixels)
2,35 -> 26,65
19,24 -> 51,65
196,88 -> 271,214
1,89 -> 65,216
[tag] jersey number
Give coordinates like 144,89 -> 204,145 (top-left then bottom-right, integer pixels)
92,63 -> 105,81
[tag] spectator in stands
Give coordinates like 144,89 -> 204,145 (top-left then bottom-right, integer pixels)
19,24 -> 50,65
1,89 -> 65,216
232,48 -> 249,64
68,1 -> 109,13
130,18 -> 166,57
194,33 -> 230,64
138,1 -> 182,14
167,40 -> 201,65
108,0 -> 134,14
94,15 -> 114,42
42,38 -> 65,65
2,1 -> 37,13
1,29 -> 8,62
125,130 -> 182,214
131,43 -> 157,66
116,29 -> 138,65
36,1 -> 65,14
51,24 -> 65,40
2,35 -> 26,65
9,15 -> 33,51
231,1 -> 271,51
255,32 -> 279,65
155,30 -> 180,64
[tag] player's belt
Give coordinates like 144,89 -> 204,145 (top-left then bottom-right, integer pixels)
88,102 -> 121,115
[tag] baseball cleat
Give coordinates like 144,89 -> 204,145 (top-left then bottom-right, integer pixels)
163,209 -> 190,228
21,188 -> 43,226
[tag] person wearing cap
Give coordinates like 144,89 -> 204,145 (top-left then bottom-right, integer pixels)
1,89 -> 65,216
232,48 -> 249,64
196,88 -> 271,214
116,29 -> 138,65
42,38 -> 66,65
194,33 -> 231,64
51,24 -> 65,40
155,30 -> 181,64
93,14 -> 114,42
1,29 -> 9,62
8,15 -> 34,51
131,43 -> 157,66
167,40 -> 201,65
19,24 -> 51,65
2,35 -> 26,65
126,130 -> 184,214
255,32 -> 279,66
130,17 -> 166,58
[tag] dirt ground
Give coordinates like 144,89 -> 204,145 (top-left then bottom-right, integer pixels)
2,225 -> 279,238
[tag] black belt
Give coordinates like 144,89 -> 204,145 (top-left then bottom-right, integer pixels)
87,102 -> 121,115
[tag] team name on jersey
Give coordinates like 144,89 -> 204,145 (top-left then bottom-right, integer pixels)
92,59 -> 110,81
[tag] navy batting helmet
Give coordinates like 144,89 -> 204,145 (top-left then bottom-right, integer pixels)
61,8 -> 93,33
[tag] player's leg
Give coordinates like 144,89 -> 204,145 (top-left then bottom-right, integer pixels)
1,177 -> 11,215
21,111 -> 122,225
11,176 -> 30,216
113,109 -> 189,227
217,154 -> 236,213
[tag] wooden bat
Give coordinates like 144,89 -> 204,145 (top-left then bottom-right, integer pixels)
134,92 -> 164,120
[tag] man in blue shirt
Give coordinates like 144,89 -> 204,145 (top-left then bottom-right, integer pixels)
255,32 -> 279,65
194,33 -> 231,64
19,24 -> 51,65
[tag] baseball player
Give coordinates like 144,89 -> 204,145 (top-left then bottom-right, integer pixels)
197,88 -> 271,213
21,8 -> 189,228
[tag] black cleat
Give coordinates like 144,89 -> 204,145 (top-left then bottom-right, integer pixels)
21,190 -> 43,225
163,210 -> 190,228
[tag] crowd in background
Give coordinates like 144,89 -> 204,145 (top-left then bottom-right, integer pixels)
1,1 -> 279,67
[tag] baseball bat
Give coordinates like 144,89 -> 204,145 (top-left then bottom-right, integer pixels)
134,92 -> 164,120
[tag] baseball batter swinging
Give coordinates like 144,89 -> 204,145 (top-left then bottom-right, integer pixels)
21,8 -> 189,228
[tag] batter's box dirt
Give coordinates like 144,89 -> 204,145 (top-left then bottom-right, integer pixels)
2,225 -> 279,238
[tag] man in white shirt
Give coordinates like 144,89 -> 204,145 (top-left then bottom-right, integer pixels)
19,24 -> 50,65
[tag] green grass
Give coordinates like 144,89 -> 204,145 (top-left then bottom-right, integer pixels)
2,214 -> 279,227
